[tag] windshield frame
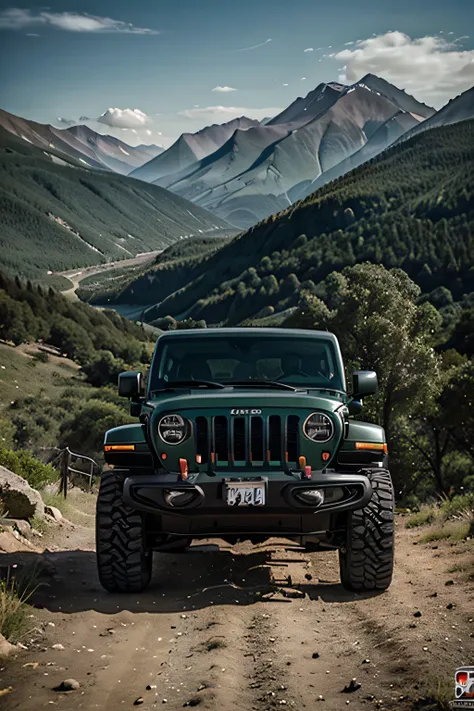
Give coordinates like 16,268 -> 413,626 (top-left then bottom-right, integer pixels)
147,330 -> 347,396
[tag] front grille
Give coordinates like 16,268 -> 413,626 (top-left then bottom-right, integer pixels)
194,415 -> 300,469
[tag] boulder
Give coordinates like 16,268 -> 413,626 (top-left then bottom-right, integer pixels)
45,505 -> 62,522
0,466 -> 45,520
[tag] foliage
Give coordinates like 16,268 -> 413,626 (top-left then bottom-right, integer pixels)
0,446 -> 58,489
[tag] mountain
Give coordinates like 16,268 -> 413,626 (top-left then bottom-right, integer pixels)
95,119 -> 474,326
0,109 -> 163,175
0,126 -> 229,279
149,76 -> 434,228
129,116 -> 259,183
395,85 -> 474,144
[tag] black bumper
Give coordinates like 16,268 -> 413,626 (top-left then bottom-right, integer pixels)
122,471 -> 372,537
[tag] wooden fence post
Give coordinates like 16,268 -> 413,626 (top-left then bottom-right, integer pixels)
61,448 -> 71,499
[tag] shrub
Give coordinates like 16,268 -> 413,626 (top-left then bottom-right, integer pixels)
0,446 -> 58,490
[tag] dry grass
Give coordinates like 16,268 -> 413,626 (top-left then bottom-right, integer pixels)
0,565 -> 39,643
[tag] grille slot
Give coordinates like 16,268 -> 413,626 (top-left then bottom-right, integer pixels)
250,416 -> 264,462
286,415 -> 300,462
213,416 -> 228,462
233,417 -> 246,461
268,415 -> 282,461
195,416 -> 208,463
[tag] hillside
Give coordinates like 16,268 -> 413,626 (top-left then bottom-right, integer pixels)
394,85 -> 474,145
99,119 -> 474,326
147,75 -> 433,228
0,109 -> 162,175
129,116 -> 259,183
0,126 -> 229,279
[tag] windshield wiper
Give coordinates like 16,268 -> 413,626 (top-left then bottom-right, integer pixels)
152,379 -> 226,393
226,380 -> 300,392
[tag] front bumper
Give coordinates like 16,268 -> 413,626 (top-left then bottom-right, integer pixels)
122,471 -> 372,537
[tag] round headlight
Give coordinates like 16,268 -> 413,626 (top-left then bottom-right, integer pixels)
304,412 -> 334,443
158,414 -> 189,445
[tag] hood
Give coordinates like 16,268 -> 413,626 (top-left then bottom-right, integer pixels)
146,388 -> 345,415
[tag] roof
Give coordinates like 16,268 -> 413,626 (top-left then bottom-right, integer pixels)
157,327 -> 338,343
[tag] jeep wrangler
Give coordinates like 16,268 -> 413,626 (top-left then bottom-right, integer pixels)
96,328 -> 394,593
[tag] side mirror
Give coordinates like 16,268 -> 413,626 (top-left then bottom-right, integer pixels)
352,370 -> 378,398
118,371 -> 144,399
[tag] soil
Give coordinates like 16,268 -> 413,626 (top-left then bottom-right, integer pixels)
1,506 -> 473,711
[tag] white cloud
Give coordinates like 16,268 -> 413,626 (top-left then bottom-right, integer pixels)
304,47 -> 313,52
283,83 -> 289,86
178,105 -> 283,122
344,41 -> 354,46
145,129 -> 152,136
334,31 -> 474,106
301,77 -> 306,80
0,8 -> 158,34
212,86 -> 237,93
97,108 -> 151,128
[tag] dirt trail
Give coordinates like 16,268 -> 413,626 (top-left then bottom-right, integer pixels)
1,514 -> 473,711
58,251 -> 161,299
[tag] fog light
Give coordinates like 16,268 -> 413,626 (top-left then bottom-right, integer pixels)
164,490 -> 196,507
295,488 -> 325,506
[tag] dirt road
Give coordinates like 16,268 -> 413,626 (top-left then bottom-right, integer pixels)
58,251 -> 161,299
1,513 -> 473,710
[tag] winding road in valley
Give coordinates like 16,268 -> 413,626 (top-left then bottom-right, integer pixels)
1,506 -> 474,711
58,251 -> 162,300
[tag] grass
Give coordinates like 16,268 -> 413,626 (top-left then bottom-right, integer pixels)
419,516 -> 472,543
42,489 -> 96,527
0,565 -> 39,643
406,493 -> 474,529
0,341 -> 79,409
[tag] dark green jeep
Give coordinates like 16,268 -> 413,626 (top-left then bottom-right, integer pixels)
96,328 -> 394,593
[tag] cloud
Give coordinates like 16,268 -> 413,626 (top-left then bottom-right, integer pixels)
344,41 -> 354,46
0,8 -> 158,34
301,77 -> 306,80
178,105 -> 283,122
145,129 -> 152,136
212,86 -> 237,93
334,31 -> 474,106
233,38 -> 272,52
97,108 -> 151,128
304,47 -> 313,52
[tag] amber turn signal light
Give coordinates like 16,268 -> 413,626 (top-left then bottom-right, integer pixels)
104,444 -> 135,452
355,442 -> 388,454
298,455 -> 306,470
322,452 -> 330,462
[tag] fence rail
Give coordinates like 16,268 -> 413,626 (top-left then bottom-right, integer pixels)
59,447 -> 99,498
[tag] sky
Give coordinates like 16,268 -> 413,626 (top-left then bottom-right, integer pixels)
0,0 -> 473,148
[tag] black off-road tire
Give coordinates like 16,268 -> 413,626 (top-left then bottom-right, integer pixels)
96,470 -> 152,593
339,468 -> 394,592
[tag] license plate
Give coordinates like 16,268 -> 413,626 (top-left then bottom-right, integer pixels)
225,482 -> 265,506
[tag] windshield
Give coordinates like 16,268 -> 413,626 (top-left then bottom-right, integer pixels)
149,334 -> 344,392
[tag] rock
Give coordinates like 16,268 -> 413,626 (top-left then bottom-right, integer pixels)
0,466 -> 45,519
11,519 -> 32,537
312,652 -> 320,659
445,580 -> 454,586
281,588 -> 305,599
54,678 -> 80,692
52,643 -> 65,650
0,634 -> 17,660
45,505 -> 62,522
413,611 -> 422,617
134,698 -> 144,706
447,603 -> 455,610
305,573 -> 313,581
343,679 -> 362,693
